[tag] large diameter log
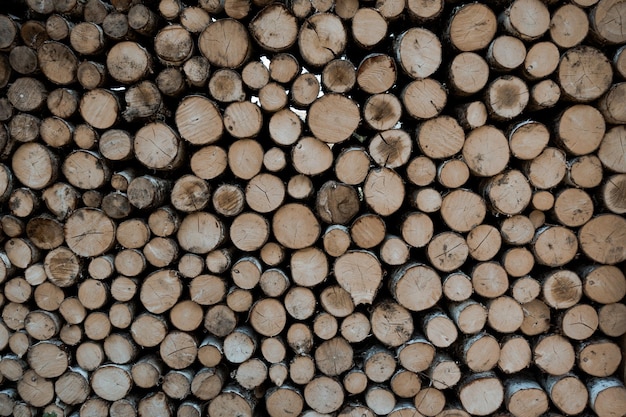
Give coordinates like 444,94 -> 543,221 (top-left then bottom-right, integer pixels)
458,372 -> 504,416
37,41 -> 78,85
249,4 -> 298,52
587,377 -> 626,417
307,94 -> 360,144
12,143 -> 58,190
371,301 -> 413,347
590,0 -> 626,44
272,203 -> 320,249
199,18 -> 251,68
579,214 -> 626,264
447,3 -> 497,51
543,373 -> 588,415
557,46 -> 613,102
175,95 -> 223,145
504,377 -> 549,417
390,263 -> 441,312
298,13 -> 346,67
64,208 -> 116,257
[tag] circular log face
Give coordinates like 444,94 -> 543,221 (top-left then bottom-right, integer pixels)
199,19 -> 251,68
272,203 -> 320,249
308,94 -> 360,144
64,208 -> 116,257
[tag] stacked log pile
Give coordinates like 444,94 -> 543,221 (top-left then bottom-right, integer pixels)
0,0 -> 626,415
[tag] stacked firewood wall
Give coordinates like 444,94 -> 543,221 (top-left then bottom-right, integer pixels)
0,0 -> 625,415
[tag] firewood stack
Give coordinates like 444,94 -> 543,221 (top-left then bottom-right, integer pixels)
0,0 -> 625,415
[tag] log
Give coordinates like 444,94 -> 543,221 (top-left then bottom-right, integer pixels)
447,3 -> 497,51
458,372 -> 503,416
269,53 -> 299,84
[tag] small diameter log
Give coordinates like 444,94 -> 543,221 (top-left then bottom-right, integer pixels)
449,300 -> 487,335
352,7 -> 388,48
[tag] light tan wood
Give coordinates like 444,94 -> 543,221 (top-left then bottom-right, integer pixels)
486,35 -> 526,71
175,96 -> 223,146
209,69 -> 246,103
543,373 -> 588,415
308,94 -> 360,144
449,300 -> 487,335
351,7 -> 387,48
448,3 -> 497,51
291,73 -> 319,107
485,75 -> 529,120
321,58 -> 355,93
304,376 -> 344,414
448,52 -> 489,95
334,250 -> 382,305
292,136 -> 333,176
395,27 -> 441,79
17,370 -> 54,408
356,53 -> 396,94
588,377 -> 626,417
550,4 -> 589,48
422,310 -> 458,348
528,79 -> 561,111
427,232 -> 468,273
334,147 -> 370,186
579,214 -> 626,264
249,4 -> 298,52
582,265 -> 626,304
558,46 -> 613,102
598,302 -> 626,337
458,372 -> 504,416
598,126 -> 626,174
498,335 -> 531,374
591,0 -> 626,44
268,53 -> 299,84
501,0 -> 550,41
534,334 -> 575,376
504,377 -> 549,417
520,299 -> 551,336
199,18 -> 250,68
